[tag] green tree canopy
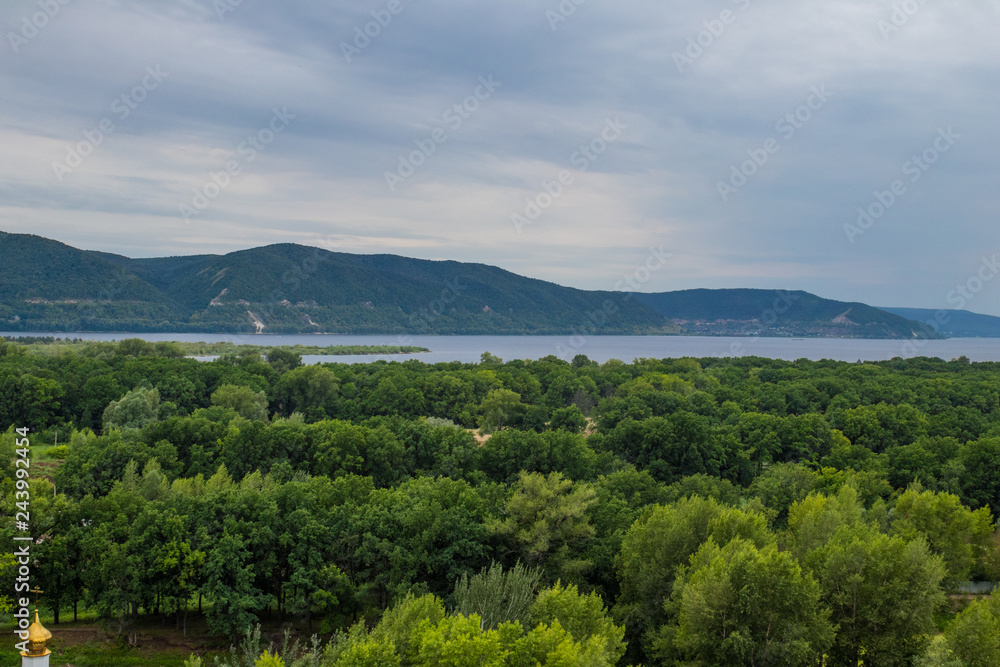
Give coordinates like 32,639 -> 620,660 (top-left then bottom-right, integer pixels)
491,471 -> 596,583
453,561 -> 541,631
479,389 -> 522,434
103,385 -> 161,431
943,595 -> 1000,667
892,485 -> 995,586
654,538 -> 833,667
212,384 -> 269,421
272,365 -> 339,421
807,523 -> 946,666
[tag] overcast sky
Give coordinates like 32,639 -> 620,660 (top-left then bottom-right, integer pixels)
2,0 -> 998,314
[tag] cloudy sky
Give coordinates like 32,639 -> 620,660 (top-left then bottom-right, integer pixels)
2,0 -> 998,313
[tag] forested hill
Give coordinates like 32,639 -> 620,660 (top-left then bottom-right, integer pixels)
0,231 -> 680,335
633,288 -> 939,338
0,231 -> 939,337
0,231 -> 162,302
879,306 -> 1000,338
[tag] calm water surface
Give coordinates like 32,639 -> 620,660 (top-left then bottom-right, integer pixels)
7,332 -> 1000,364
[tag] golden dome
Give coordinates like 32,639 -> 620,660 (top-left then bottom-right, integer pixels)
22,610 -> 52,657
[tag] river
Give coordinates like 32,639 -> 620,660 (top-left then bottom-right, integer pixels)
6,332 -> 1000,364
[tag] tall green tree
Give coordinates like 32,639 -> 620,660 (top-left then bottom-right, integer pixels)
807,524 -> 946,666
653,538 -> 833,667
347,477 -> 490,605
272,366 -> 339,421
490,472 -> 596,583
478,389 -> 522,434
0,373 -> 63,430
103,385 -> 161,431
203,531 -> 271,637
529,581 -> 626,666
959,437 -> 1000,513
944,595 -> 1000,667
892,485 -> 995,586
453,561 -> 541,631
915,637 -> 965,667
212,384 -> 269,421
614,496 -> 773,659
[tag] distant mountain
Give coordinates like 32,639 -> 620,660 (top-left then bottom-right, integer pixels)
878,307 -> 1000,338
0,231 -> 946,338
0,231 -> 163,303
0,232 -> 680,335
632,289 -> 940,339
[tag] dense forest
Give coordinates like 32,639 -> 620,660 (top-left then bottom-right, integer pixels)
634,289 -> 935,338
2,338 -> 1000,666
0,232 -> 681,335
3,231 -> 974,337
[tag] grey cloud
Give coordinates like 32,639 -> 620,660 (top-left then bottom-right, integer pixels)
1,0 -> 998,314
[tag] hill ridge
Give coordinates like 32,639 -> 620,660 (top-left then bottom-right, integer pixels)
631,288 -> 938,339
0,231 -> 942,338
0,232 -> 678,335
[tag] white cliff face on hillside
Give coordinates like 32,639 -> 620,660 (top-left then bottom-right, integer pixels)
209,288 -> 229,307
246,311 -> 266,333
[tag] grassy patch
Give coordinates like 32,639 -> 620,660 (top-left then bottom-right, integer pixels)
1,610 -> 317,667
49,643 -> 222,667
